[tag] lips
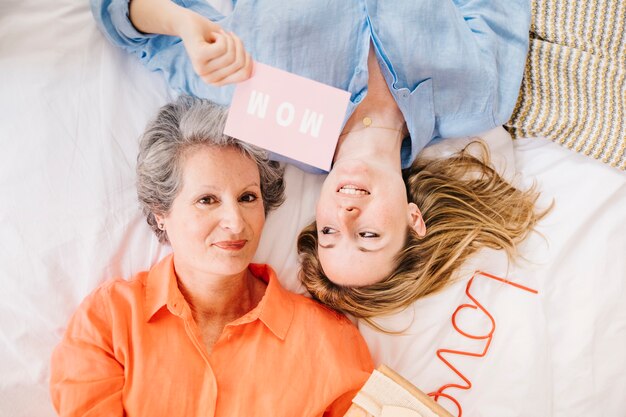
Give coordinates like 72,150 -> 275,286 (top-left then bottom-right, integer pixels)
337,184 -> 370,195
212,240 -> 247,250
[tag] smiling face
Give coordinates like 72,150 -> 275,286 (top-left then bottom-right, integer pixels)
315,158 -> 425,287
155,145 -> 265,279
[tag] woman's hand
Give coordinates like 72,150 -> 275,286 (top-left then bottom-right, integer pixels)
129,0 -> 253,86
178,12 -> 253,86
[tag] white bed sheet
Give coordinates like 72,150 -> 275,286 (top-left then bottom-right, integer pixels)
1,0 -> 625,416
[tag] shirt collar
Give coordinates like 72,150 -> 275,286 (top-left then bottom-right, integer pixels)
143,256 -> 294,340
246,263 -> 294,340
144,254 -> 186,321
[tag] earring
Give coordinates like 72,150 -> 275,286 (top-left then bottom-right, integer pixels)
158,223 -> 164,230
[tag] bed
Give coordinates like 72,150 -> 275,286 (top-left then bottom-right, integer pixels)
1,0 -> 625,416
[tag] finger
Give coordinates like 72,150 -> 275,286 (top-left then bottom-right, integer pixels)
197,33 -> 239,79
199,34 -> 247,84
188,32 -> 229,74
210,32 -> 246,76
212,53 -> 254,86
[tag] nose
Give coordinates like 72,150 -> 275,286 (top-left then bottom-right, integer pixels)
219,200 -> 245,233
338,204 -> 360,226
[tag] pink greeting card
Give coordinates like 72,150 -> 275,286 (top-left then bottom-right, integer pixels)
224,62 -> 351,171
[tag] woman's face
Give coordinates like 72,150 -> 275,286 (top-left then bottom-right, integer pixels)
315,158 -> 424,287
156,145 -> 265,278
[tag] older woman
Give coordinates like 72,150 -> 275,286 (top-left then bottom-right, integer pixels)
50,96 -> 373,416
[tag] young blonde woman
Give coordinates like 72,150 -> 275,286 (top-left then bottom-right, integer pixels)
289,46 -> 547,323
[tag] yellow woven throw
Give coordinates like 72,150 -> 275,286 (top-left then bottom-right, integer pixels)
506,0 -> 626,169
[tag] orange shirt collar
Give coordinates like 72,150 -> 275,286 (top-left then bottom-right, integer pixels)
247,263 -> 294,340
143,255 -> 294,340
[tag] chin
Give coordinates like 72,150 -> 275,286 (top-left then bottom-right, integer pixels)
211,258 -> 253,277
199,246 -> 257,276
329,272 -> 384,287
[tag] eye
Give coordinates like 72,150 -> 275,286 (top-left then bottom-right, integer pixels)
359,231 -> 379,238
198,195 -> 217,205
240,192 -> 259,203
320,226 -> 337,235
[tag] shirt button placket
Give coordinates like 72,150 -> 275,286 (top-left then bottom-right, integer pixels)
202,366 -> 218,417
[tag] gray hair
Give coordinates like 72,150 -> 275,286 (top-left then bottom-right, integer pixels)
137,95 -> 285,243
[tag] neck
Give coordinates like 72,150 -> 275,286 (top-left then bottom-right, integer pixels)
333,41 -> 407,169
334,126 -> 404,170
175,265 -> 264,323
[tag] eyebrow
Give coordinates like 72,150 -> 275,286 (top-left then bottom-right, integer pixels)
196,182 -> 261,192
318,243 -> 376,253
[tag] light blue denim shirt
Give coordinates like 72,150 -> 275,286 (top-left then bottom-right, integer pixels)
91,0 -> 530,173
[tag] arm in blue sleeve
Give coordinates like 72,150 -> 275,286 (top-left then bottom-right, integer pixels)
89,0 -> 234,103
90,0 -> 225,53
377,0 -> 530,138
450,0 -> 531,127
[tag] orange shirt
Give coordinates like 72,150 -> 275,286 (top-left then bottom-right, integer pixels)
50,255 -> 373,417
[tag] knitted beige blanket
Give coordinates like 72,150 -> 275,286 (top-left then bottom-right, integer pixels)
506,0 -> 625,169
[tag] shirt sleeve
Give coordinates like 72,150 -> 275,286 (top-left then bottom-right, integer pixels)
323,320 -> 375,417
89,0 -> 225,51
449,0 -> 531,129
50,285 -> 125,417
89,0 -> 235,105
375,0 -> 531,140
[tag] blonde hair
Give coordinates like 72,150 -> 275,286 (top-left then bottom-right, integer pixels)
298,141 -> 550,327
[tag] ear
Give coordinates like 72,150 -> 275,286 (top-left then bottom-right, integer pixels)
407,203 -> 426,237
153,213 -> 165,228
